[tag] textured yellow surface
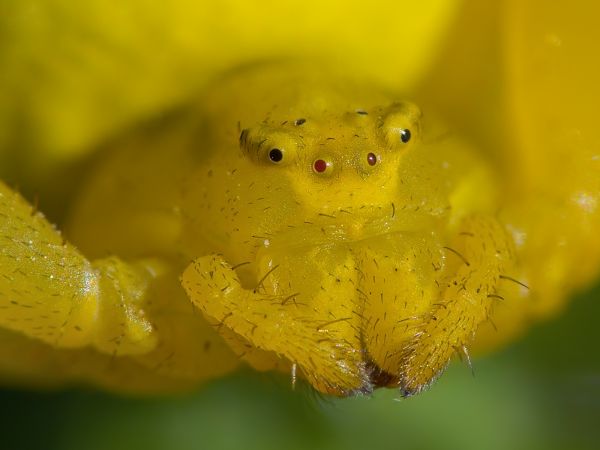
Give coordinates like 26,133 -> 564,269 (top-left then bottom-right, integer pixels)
0,1 -> 598,397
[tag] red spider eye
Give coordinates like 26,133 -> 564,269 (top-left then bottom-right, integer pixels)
313,159 -> 328,173
367,152 -> 377,166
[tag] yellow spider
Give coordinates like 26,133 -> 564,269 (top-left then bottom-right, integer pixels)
0,59 -> 596,397
0,1 -> 598,398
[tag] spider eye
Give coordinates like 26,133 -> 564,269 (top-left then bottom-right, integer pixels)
313,159 -> 329,173
367,152 -> 377,166
400,129 -> 411,143
269,148 -> 284,163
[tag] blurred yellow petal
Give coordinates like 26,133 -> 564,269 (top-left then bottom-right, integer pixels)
0,0 -> 460,182
503,0 -> 600,307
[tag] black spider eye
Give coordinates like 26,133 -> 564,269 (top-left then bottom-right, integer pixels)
269,148 -> 283,163
400,129 -> 411,143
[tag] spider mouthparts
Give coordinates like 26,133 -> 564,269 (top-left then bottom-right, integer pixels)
364,359 -> 399,389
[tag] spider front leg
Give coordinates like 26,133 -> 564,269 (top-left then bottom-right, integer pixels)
182,247 -> 371,396
396,215 -> 516,395
359,215 -> 516,395
0,180 -> 163,356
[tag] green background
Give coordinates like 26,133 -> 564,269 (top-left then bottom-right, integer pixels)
1,282 -> 598,450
